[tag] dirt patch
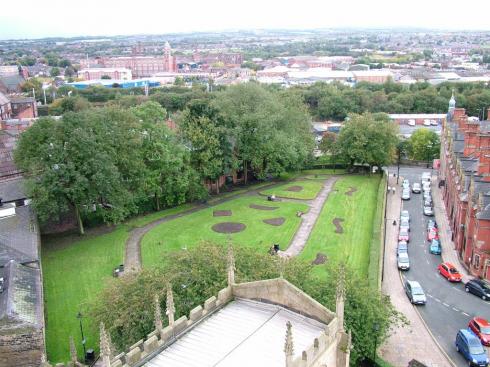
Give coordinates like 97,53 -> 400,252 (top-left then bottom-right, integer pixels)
249,204 -> 279,211
213,210 -> 232,217
286,185 -> 303,192
212,222 -> 246,233
332,218 -> 345,234
345,187 -> 358,196
263,217 -> 285,226
312,253 -> 328,265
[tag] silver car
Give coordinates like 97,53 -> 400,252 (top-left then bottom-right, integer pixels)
423,206 -> 434,216
400,210 -> 410,222
397,252 -> 410,270
402,179 -> 410,189
402,189 -> 411,200
405,280 -> 426,304
400,218 -> 410,232
412,183 -> 421,193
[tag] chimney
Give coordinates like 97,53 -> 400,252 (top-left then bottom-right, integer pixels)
453,108 -> 466,122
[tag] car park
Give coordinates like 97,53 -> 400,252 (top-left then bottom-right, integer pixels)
469,317 -> 490,347
400,210 -> 410,222
438,262 -> 462,282
402,189 -> 411,200
400,218 -> 410,232
412,183 -> 421,193
397,242 -> 408,256
404,280 -> 426,304
427,228 -> 439,241
397,252 -> 410,270
455,329 -> 489,366
423,206 -> 434,216
466,279 -> 490,300
429,239 -> 441,255
399,228 -> 409,242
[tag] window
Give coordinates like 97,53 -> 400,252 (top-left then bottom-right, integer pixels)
475,255 -> 481,269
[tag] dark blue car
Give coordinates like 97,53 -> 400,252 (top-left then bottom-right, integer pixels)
455,329 -> 489,366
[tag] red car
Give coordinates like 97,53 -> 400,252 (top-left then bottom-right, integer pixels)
427,229 -> 439,242
469,317 -> 490,346
437,262 -> 462,282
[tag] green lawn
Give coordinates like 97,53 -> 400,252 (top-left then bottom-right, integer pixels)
142,195 -> 309,268
260,180 -> 324,200
42,203 -> 195,362
300,175 -> 381,277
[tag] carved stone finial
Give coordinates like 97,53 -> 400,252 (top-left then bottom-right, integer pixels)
154,294 -> 163,333
284,321 -> 294,362
100,322 -> 111,367
166,283 -> 175,326
69,335 -> 78,363
336,263 -> 346,332
227,244 -> 236,287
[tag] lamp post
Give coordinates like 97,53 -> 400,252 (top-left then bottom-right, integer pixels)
426,141 -> 434,169
373,323 -> 380,363
76,312 -> 86,360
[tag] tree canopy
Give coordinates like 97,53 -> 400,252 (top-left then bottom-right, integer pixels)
406,128 -> 440,161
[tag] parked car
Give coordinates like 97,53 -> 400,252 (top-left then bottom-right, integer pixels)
469,317 -> 490,347
466,279 -> 490,300
424,198 -> 433,207
429,239 -> 442,255
455,329 -> 489,366
423,181 -> 431,191
412,183 -> 421,193
397,242 -> 408,256
405,280 -> 426,304
438,262 -> 462,282
399,228 -> 409,242
427,228 -> 439,241
397,252 -> 410,270
430,120 -> 439,126
427,220 -> 438,231
408,119 -> 416,126
423,206 -> 434,216
400,218 -> 410,232
402,189 -> 411,200
422,172 -> 431,182
423,119 -> 431,126
400,210 -> 410,222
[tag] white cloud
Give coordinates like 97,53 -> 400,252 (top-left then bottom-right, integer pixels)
1,0 -> 490,39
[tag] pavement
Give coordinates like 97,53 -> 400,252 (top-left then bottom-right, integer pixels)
379,173 -> 452,367
431,176 -> 473,283
282,176 -> 338,256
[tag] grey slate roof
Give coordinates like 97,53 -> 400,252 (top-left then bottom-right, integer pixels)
453,140 -> 464,153
0,205 -> 39,267
0,178 -> 27,202
0,75 -> 24,93
0,260 -> 42,330
0,129 -> 22,180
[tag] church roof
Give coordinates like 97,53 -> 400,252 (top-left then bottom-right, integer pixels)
144,298 -> 326,367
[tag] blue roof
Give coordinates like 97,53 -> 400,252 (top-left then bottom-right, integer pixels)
67,79 -> 160,89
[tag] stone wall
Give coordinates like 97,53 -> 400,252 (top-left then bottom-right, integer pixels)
0,328 -> 44,367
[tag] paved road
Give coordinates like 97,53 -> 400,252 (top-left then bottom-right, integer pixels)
389,166 -> 490,366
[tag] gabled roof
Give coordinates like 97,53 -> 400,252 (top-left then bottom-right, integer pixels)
0,260 -> 42,330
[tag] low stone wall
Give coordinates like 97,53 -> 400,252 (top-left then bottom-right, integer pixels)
0,329 -> 44,367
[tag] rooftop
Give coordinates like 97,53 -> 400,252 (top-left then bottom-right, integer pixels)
145,298 -> 326,367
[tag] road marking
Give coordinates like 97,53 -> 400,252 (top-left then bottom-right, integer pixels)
443,302 -> 450,307
452,287 -> 464,293
427,294 -> 433,298
462,312 -> 470,316
452,307 -> 459,312
426,259 -> 430,265
435,298 -> 441,302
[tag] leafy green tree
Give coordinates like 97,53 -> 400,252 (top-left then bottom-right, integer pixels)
319,131 -> 337,155
14,109 -> 145,234
21,77 -> 43,101
50,67 -> 60,77
335,113 -> 399,170
407,128 -> 440,162
89,243 -> 405,364
58,59 -> 72,68
131,101 -> 167,124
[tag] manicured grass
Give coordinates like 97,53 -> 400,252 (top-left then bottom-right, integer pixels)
142,195 -> 309,268
302,168 -> 346,175
260,180 -> 324,200
300,175 -> 381,277
207,182 -> 273,204
42,203 -> 195,362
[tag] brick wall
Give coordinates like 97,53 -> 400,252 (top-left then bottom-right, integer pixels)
0,329 -> 44,367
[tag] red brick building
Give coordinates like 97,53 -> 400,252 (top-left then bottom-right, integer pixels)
440,94 -> 490,280
80,41 -> 177,78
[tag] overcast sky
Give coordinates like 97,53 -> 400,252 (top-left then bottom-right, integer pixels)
1,0 -> 490,39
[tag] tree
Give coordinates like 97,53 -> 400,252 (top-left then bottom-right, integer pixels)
89,243 -> 405,364
21,77 -> 43,101
58,59 -> 72,68
14,109 -> 145,234
131,101 -> 167,124
50,67 -> 60,77
319,131 -> 337,155
64,66 -> 76,78
335,113 -> 399,171
407,128 -> 440,162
